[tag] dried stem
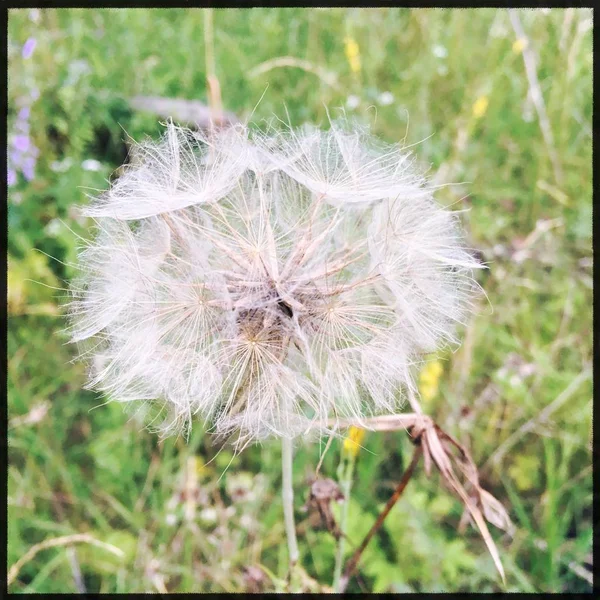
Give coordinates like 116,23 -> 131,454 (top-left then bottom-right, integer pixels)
338,445 -> 422,593
204,8 -> 223,128
508,9 -> 563,185
248,56 -> 340,90
483,365 -> 591,469
8,534 -> 124,588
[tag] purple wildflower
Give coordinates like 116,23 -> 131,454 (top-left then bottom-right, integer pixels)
13,135 -> 30,153
22,38 -> 37,59
22,157 -> 35,181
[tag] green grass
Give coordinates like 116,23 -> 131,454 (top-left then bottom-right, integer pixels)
7,7 -> 593,593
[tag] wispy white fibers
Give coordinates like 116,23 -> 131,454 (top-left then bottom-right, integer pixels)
68,119 -> 483,443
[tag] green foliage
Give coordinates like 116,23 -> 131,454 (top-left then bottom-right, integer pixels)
7,7 -> 592,593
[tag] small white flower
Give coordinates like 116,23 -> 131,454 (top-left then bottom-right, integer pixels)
51,157 -> 73,173
492,244 -> 506,257
45,219 -> 62,237
378,91 -> 394,106
509,374 -> 521,388
82,159 -> 103,172
66,60 -> 91,86
432,44 -> 448,59
346,95 -> 360,110
199,508 -> 217,523
240,513 -> 255,530
68,119 -> 482,443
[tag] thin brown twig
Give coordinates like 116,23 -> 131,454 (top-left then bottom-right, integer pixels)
338,445 -> 422,593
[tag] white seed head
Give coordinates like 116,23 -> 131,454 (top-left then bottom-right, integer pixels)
68,119 -> 482,443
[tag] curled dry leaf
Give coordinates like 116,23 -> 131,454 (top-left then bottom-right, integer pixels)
332,413 -> 511,584
302,477 -> 345,539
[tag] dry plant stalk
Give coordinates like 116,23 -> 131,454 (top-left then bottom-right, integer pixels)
331,413 -> 512,590
508,9 -> 563,185
8,533 -> 124,588
248,56 -> 341,90
204,8 -> 223,128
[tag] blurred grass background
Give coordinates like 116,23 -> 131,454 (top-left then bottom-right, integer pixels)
7,7 -> 592,593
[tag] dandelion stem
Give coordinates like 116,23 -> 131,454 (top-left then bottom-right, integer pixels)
281,437 -> 299,580
333,452 -> 356,592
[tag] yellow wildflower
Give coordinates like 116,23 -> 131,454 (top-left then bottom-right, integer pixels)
344,36 -> 361,74
472,96 -> 489,119
419,360 -> 444,403
186,455 -> 209,479
343,426 -> 366,457
512,38 -> 527,54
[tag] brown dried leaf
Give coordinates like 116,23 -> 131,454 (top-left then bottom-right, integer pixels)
302,478 -> 345,538
480,489 -> 515,536
334,413 -> 510,584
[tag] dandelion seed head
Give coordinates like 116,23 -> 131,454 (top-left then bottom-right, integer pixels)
68,118 -> 482,443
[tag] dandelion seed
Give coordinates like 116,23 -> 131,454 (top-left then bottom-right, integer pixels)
68,118 -> 482,443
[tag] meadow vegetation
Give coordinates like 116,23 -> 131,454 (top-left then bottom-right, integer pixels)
7,7 -> 593,593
